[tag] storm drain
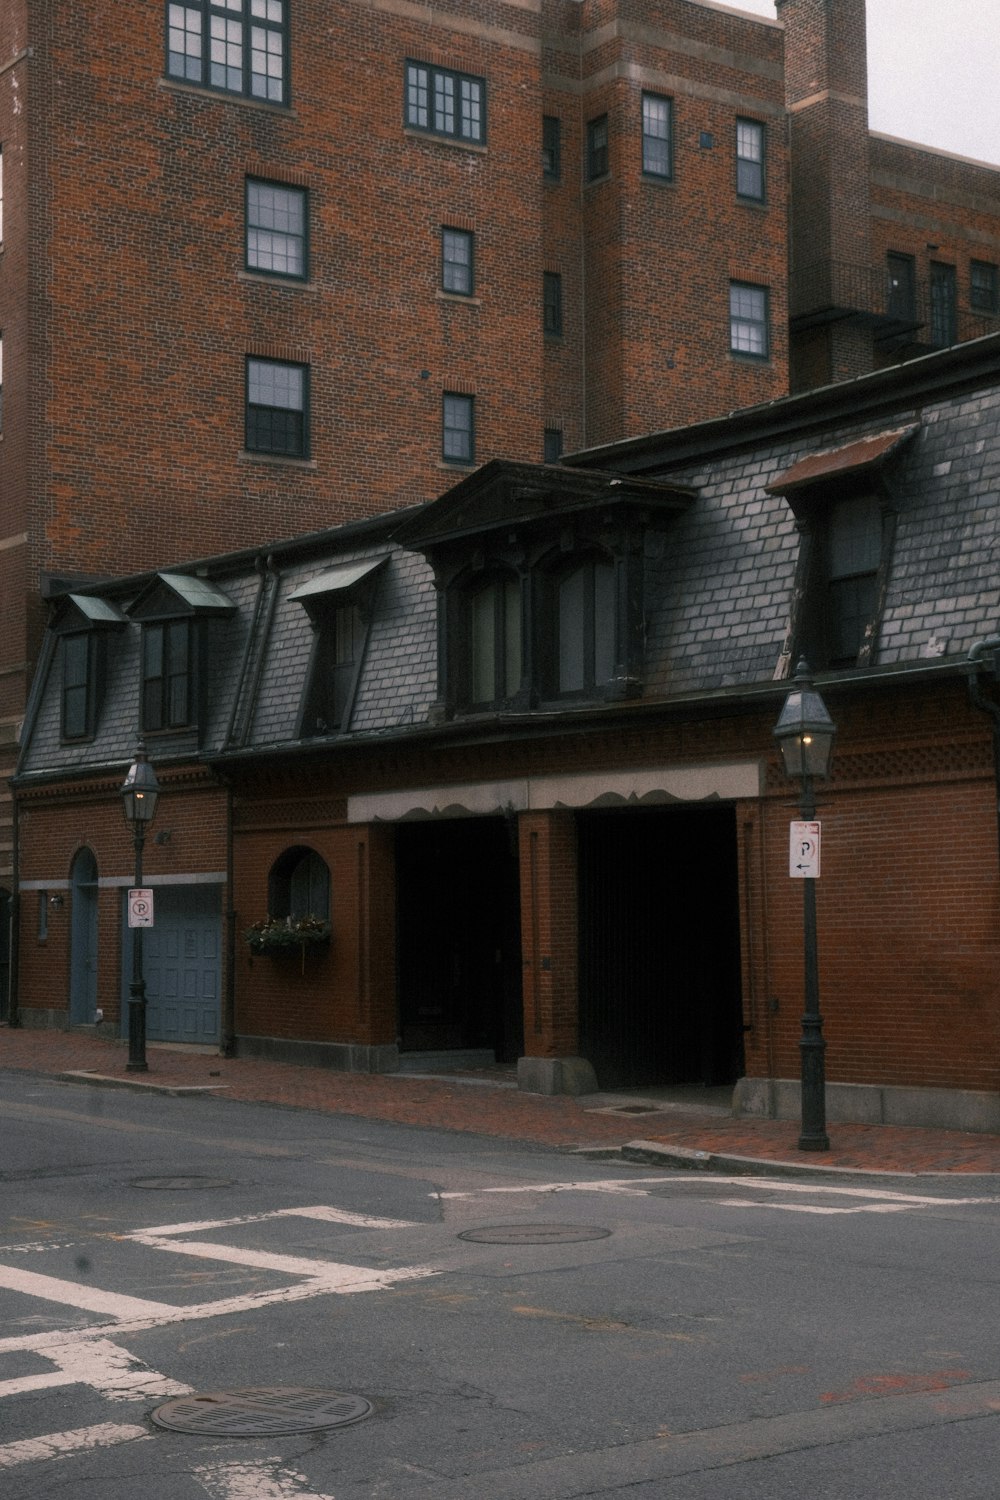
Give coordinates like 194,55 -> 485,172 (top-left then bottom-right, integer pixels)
150,1387 -> 373,1436
131,1175 -> 233,1191
458,1225 -> 612,1245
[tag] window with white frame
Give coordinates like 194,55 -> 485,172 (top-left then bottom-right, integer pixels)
442,228 -> 474,295
642,93 -> 672,179
736,118 -> 765,200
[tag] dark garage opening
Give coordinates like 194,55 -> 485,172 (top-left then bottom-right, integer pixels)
396,817 -> 523,1061
578,805 -> 744,1089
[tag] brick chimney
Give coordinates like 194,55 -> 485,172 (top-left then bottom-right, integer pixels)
777,0 -> 874,387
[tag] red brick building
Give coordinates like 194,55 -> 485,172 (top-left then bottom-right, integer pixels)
12,336 -> 1000,1131
1,0 -> 999,1028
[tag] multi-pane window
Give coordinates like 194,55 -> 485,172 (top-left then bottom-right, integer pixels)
469,574 -> 522,706
269,847 -> 331,921
736,118 -> 765,200
971,260 -> 999,314
543,271 -> 563,336
826,495 -> 882,666
246,358 -> 308,457
729,282 -> 769,357
586,115 -> 609,181
542,116 -> 561,180
555,556 -> 616,695
442,228 -> 474,295
405,62 -> 485,143
142,620 -> 192,732
301,603 -> 365,736
246,179 -> 307,278
641,93 -> 672,179
166,2 -> 288,104
443,393 -> 474,464
62,635 -> 96,740
930,261 -> 957,346
543,428 -> 563,464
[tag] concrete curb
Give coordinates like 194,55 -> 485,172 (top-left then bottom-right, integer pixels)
619,1139 -> 1000,1180
58,1070 -> 229,1098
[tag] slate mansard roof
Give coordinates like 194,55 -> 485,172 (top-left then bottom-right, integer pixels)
16,336 -> 1000,784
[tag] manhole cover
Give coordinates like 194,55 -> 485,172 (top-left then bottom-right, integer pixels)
131,1175 -> 233,1191
150,1387 -> 373,1436
458,1224 -> 612,1245
609,1104 -> 662,1115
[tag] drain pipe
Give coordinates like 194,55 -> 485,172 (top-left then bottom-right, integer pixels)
967,634 -> 1000,862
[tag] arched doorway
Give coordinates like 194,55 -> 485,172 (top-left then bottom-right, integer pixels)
70,849 -> 99,1024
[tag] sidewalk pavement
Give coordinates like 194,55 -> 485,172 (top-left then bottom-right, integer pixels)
4,1026 -> 1000,1177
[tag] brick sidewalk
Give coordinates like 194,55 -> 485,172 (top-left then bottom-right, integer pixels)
3,1026 -> 1000,1175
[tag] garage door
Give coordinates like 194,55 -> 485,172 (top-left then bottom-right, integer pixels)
122,885 -> 221,1045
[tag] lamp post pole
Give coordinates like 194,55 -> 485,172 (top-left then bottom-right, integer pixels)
121,742 -> 160,1074
127,815 -> 148,1073
796,765 -> 828,1152
773,660 -> 836,1153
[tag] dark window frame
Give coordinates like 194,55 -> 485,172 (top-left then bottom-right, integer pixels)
543,428 -> 563,464
298,600 -> 367,738
586,114 -> 609,181
971,259 -> 999,315
60,633 -> 102,742
542,115 -> 561,180
142,618 -> 194,734
441,226 -> 474,296
442,392 -> 475,465
245,177 -> 308,280
543,271 -> 563,336
729,281 -> 769,359
930,260 -> 958,347
268,846 -> 331,923
465,569 -> 524,709
736,116 -> 765,201
641,92 -> 673,180
544,550 -> 618,700
245,356 -> 309,458
165,0 -> 289,105
886,251 -> 917,322
404,60 -> 486,144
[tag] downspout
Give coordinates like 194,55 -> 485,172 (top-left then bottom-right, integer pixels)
223,775 -> 236,1057
225,553 -> 270,748
967,634 -> 1000,864
8,784 -> 20,1027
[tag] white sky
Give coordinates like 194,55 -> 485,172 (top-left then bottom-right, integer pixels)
730,0 -> 1000,166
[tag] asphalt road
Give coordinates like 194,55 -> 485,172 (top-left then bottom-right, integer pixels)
2,1071 -> 1000,1499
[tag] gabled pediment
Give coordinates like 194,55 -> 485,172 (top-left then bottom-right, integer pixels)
393,459 -> 696,553
126,572 -> 236,622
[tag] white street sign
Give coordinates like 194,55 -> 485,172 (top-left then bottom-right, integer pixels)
789,820 -> 821,879
127,888 -> 154,928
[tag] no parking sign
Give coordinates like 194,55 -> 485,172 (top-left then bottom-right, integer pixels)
128,888 -> 155,928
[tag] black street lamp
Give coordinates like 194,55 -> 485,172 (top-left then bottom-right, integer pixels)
773,659 -> 837,1152
120,742 -> 160,1073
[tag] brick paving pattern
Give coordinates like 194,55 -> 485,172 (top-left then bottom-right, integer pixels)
3,1028 -> 1000,1175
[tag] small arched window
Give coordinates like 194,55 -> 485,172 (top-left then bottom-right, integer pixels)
268,847 -> 331,922
553,554 -> 616,696
467,572 -> 522,707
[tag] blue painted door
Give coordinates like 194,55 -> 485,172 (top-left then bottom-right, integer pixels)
123,885 -> 221,1044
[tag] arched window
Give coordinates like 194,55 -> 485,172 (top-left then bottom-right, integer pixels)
268,847 -> 331,922
467,572 -> 522,707
553,554 -> 616,696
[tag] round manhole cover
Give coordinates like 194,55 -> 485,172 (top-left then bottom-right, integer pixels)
150,1387 -> 373,1436
457,1224 -> 612,1245
131,1176 -> 233,1191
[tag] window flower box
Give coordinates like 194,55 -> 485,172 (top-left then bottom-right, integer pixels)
245,915 -> 331,971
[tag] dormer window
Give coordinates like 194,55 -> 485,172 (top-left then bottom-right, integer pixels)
766,425 -> 917,671
126,572 -> 236,738
289,557 -> 386,737
393,459 -> 696,720
50,592 -> 127,744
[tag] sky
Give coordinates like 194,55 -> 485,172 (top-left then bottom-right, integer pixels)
729,0 -> 1000,166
